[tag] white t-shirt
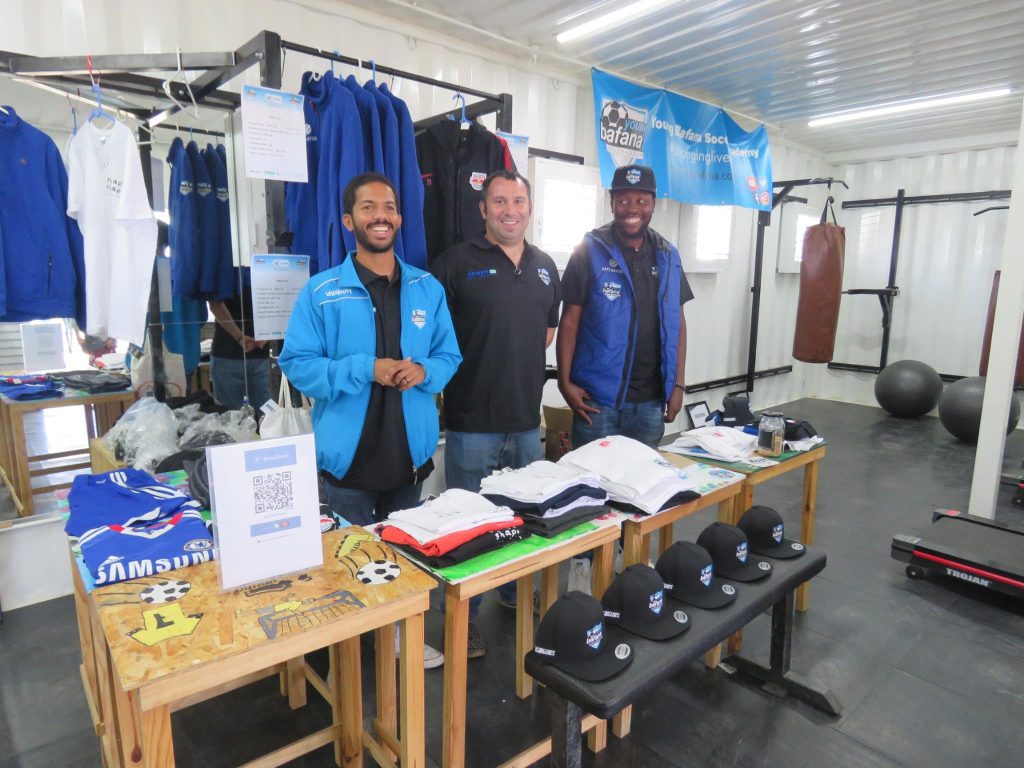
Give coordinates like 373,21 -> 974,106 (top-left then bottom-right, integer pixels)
67,120 -> 157,346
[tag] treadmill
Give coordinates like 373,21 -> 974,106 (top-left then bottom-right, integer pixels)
891,509 -> 1024,599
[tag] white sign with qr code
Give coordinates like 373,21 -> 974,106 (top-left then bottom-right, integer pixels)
206,433 -> 323,591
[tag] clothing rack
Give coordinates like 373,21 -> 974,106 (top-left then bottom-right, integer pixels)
834,187 -> 1012,375
2,31 -> 516,403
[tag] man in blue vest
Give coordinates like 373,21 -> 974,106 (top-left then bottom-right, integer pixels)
557,164 -> 694,451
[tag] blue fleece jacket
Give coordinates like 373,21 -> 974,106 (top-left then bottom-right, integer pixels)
0,107 -> 86,326
279,254 -> 462,480
363,81 -> 404,257
167,137 -> 200,298
571,227 -> 683,409
342,75 -> 384,179
379,83 -> 427,268
187,141 -> 218,297
285,72 -> 364,274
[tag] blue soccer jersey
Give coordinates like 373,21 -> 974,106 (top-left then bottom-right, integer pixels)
78,508 -> 215,585
65,468 -> 203,536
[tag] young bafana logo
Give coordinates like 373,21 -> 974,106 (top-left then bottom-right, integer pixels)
411,309 -> 427,329
625,168 -> 642,185
600,99 -> 647,163
586,622 -> 603,650
537,267 -> 551,286
772,524 -> 784,543
700,564 -> 713,587
736,542 -> 748,563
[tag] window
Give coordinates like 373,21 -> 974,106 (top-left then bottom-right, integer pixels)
694,205 -> 733,265
792,213 -> 819,263
529,158 -> 603,270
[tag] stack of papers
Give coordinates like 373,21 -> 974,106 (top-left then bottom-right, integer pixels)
559,435 -> 698,515
386,489 -> 516,544
664,426 -> 758,462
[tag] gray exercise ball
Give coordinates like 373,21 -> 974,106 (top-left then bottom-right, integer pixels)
874,360 -> 943,418
938,376 -> 1021,443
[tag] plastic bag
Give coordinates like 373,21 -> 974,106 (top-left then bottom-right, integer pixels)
179,409 -> 259,448
260,373 -> 312,438
103,396 -> 180,472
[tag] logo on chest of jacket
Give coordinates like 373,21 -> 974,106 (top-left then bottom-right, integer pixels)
602,281 -> 622,301
179,181 -> 194,195
469,171 -> 487,191
411,309 -> 427,329
467,269 -> 497,280
197,181 -> 213,197
324,288 -> 353,298
537,267 -> 551,286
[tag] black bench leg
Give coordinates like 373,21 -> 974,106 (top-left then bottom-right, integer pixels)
724,589 -> 842,717
550,697 -> 583,768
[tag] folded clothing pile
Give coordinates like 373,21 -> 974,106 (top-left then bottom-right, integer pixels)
56,369 -> 132,394
379,489 -> 524,568
663,426 -> 758,463
0,374 -> 64,401
66,468 -> 215,586
558,435 -> 699,515
480,460 -> 608,537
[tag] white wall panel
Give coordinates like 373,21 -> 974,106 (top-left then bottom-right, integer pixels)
808,145 -> 1016,408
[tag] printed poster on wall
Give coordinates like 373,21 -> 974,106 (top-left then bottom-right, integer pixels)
591,68 -> 773,210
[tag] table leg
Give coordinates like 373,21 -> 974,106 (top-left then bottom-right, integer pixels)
399,613 -> 426,768
639,534 -> 651,565
590,542 -> 614,598
9,410 -> 32,515
85,403 -> 99,440
540,567 -> 558,615
442,590 -> 470,768
622,527 -> 645,568
139,701 -> 174,768
374,624 -> 397,761
516,574 -> 535,699
716,494 -> 735,523
285,657 -> 307,709
331,638 -> 363,768
703,644 -> 723,669
657,525 -> 673,558
796,460 -> 820,612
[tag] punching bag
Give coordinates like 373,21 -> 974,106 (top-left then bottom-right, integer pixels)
793,201 -> 845,363
978,270 -> 1024,386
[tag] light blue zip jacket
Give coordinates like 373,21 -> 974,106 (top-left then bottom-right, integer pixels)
279,254 -> 462,480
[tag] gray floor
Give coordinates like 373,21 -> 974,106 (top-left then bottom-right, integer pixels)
1,397 -> 1023,767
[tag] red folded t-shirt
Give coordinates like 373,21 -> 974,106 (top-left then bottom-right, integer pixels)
379,517 -> 524,557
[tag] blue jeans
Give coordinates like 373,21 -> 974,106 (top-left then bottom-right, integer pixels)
322,482 -> 422,528
572,399 -> 666,450
210,356 -> 272,411
445,428 -> 543,618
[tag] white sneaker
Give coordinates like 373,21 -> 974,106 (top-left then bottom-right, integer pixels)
568,556 -> 593,595
393,625 -> 445,669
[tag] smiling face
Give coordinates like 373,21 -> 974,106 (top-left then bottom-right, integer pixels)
481,176 -> 532,247
343,180 -> 402,254
611,189 -> 655,240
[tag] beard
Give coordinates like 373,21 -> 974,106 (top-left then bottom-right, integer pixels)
353,221 -> 397,253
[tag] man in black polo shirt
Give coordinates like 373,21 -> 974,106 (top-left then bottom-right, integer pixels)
431,170 -> 561,657
558,164 -> 694,450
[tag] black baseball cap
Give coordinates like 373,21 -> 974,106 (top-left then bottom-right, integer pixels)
610,164 -> 656,195
696,522 -> 773,582
533,591 -> 633,681
601,564 -> 690,640
738,506 -> 806,560
655,541 -> 738,609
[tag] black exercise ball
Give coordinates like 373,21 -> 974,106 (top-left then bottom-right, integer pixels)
874,360 -> 943,418
938,376 -> 1021,443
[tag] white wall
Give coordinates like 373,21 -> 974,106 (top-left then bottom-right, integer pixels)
808,146 -> 1016,407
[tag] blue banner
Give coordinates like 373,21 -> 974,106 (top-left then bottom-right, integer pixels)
592,69 -> 773,210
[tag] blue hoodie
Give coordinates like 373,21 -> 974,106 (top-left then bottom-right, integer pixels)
279,254 -> 461,480
187,141 -> 218,297
285,72 -> 364,274
202,144 -> 237,300
0,107 -> 86,326
167,137 -> 200,297
570,226 -> 682,409
379,83 -> 427,268
363,82 -> 404,258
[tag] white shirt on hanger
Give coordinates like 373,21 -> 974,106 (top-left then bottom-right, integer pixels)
67,120 -> 157,346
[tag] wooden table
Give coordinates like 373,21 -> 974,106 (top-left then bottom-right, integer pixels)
0,388 -> 134,516
77,527 -> 434,768
415,518 -> 620,768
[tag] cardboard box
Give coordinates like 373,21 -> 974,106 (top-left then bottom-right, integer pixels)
543,405 -> 574,461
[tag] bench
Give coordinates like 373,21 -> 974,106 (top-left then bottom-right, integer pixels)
520,548 -> 839,768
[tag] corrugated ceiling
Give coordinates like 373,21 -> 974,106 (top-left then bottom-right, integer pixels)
356,0 -> 1024,155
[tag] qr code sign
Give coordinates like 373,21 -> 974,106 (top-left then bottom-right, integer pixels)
253,472 -> 294,514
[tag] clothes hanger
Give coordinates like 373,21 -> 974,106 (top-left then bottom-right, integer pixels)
368,59 -> 377,85
451,93 -> 471,128
86,57 -> 117,127
67,91 -> 79,135
161,48 -> 199,119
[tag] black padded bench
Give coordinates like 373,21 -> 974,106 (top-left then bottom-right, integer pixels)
521,548 -> 839,768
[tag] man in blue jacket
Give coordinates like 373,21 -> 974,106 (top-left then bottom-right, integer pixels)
557,165 -> 694,450
281,172 -> 461,529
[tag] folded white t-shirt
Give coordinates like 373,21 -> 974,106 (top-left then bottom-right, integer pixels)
387,489 -> 515,540
480,460 -> 602,503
